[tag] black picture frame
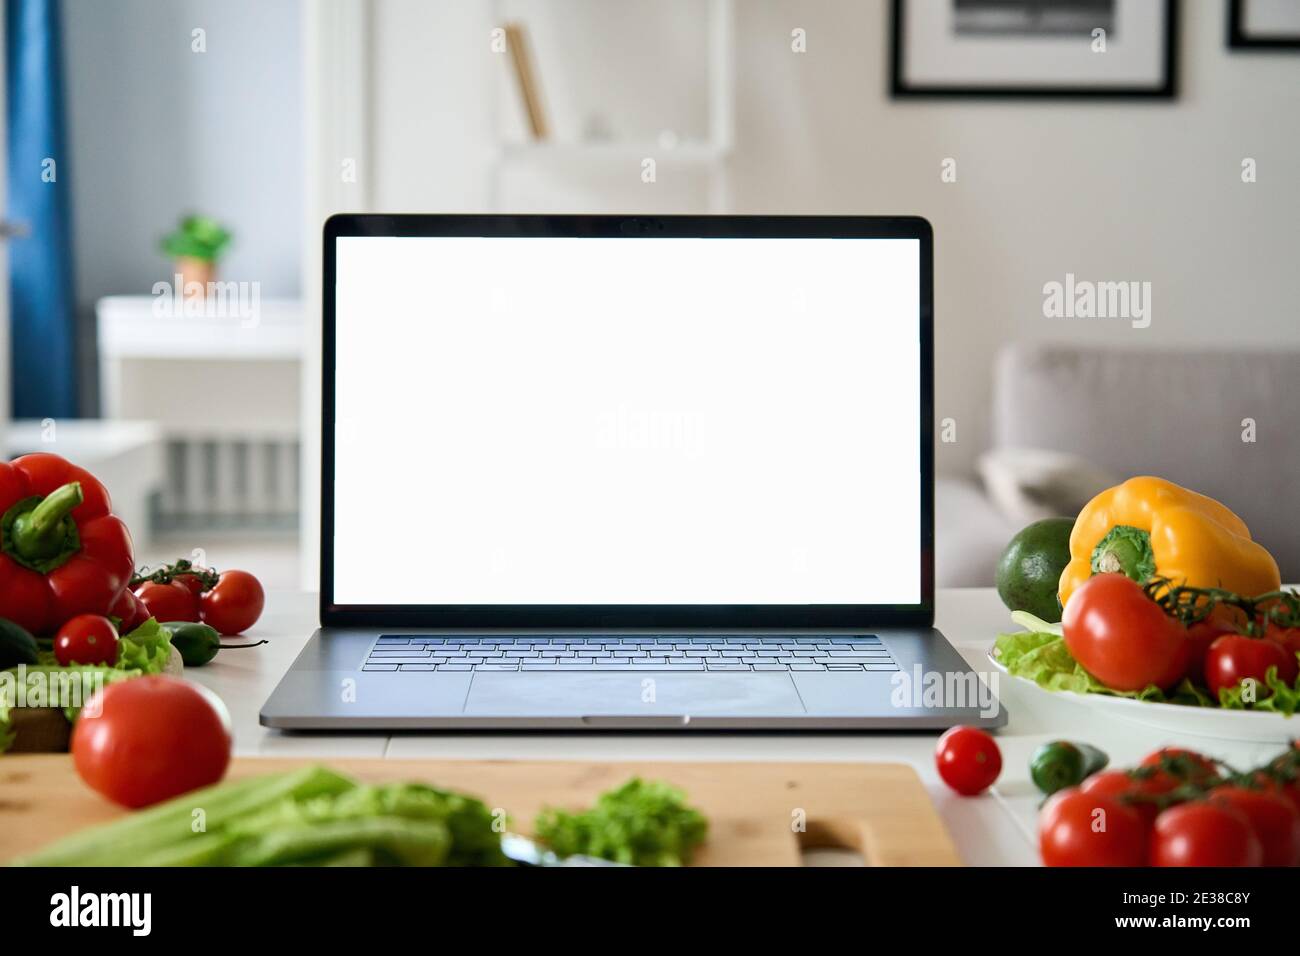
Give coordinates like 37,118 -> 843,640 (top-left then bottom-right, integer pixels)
891,0 -> 1179,99
1228,0 -> 1300,49
320,214 -> 935,630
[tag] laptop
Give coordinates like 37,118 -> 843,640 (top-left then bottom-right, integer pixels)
260,214 -> 1006,730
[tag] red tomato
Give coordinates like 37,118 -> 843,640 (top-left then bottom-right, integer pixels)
53,614 -> 119,666
1039,788 -> 1148,867
934,725 -> 1002,796
72,676 -> 232,808
1150,802 -> 1262,867
1256,751 -> 1300,816
173,572 -> 209,597
1139,748 -> 1221,787
1204,634 -> 1299,699
1184,619 -> 1234,684
1079,769 -> 1174,828
1250,772 -> 1300,817
200,570 -> 265,636
108,587 -> 150,634
1062,573 -> 1188,692
134,579 -> 200,623
1209,786 -> 1300,867
1263,623 -> 1300,665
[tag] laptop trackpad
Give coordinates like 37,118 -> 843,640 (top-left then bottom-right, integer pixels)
464,673 -> 806,717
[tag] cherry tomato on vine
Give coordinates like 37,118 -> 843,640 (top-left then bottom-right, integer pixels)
1150,801 -> 1261,867
172,571 -> 209,597
1039,788 -> 1147,867
1249,771 -> 1300,817
1184,619 -> 1234,684
199,570 -> 264,636
1062,573 -> 1188,692
1263,622 -> 1300,664
1139,748 -> 1221,787
108,587 -> 150,634
1209,785 -> 1300,867
935,725 -> 1001,796
134,579 -> 200,623
54,614 -> 120,666
1204,634 -> 1298,699
1079,769 -> 1175,828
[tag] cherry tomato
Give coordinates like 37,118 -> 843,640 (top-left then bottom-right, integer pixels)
1209,786 -> 1300,867
1062,573 -> 1188,692
108,587 -> 150,634
1257,751 -> 1300,816
1204,634 -> 1299,699
1139,748 -> 1221,787
1079,768 -> 1175,828
1250,771 -> 1300,817
1263,623 -> 1300,665
173,572 -> 209,597
72,676 -> 232,808
1184,619 -> 1234,684
1150,801 -> 1261,867
200,570 -> 264,636
53,614 -> 120,666
1039,788 -> 1148,867
134,579 -> 200,623
935,725 -> 1002,796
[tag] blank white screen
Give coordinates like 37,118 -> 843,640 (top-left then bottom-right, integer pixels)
332,235 -> 920,605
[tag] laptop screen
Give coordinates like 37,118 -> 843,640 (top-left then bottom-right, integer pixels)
330,232 -> 922,608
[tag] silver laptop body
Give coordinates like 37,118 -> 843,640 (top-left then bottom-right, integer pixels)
261,214 -> 1006,731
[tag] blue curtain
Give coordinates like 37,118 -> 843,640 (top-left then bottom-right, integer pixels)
6,0 -> 77,419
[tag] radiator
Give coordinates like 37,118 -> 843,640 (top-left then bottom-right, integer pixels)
154,436 -> 299,532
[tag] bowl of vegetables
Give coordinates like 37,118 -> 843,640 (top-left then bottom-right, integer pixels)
992,476 -> 1300,742
991,579 -> 1300,742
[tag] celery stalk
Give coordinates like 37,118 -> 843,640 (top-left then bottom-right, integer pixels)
14,765 -> 355,867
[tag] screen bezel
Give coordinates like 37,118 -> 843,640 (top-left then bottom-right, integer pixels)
321,214 -> 934,628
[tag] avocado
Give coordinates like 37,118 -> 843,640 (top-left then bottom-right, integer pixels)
996,517 -> 1074,623
0,617 -> 40,669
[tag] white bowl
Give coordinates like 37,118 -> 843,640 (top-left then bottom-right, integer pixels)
988,646 -> 1299,744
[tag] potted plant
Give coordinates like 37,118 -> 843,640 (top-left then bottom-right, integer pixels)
159,214 -> 232,290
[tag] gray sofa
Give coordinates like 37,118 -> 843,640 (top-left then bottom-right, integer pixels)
937,344 -> 1300,587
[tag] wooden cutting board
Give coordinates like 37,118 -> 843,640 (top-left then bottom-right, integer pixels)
0,756 -> 960,866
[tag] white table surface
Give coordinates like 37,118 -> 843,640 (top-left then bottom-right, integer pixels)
188,588 -> 1291,866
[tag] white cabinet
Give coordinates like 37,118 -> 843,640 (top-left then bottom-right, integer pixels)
95,295 -> 303,532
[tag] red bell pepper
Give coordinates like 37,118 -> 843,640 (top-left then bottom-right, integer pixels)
0,453 -> 134,635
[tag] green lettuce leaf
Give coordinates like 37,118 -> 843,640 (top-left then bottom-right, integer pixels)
1010,610 -> 1063,638
115,618 -> 173,675
534,777 -> 708,866
1218,665 -> 1300,716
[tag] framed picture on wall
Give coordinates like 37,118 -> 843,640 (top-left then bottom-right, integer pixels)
1229,0 -> 1300,49
891,0 -> 1178,98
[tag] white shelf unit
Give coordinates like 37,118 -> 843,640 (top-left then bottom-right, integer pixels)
95,295 -> 304,533
488,0 -> 735,212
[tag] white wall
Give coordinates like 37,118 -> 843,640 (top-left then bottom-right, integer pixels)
64,0 -> 303,307
360,0 -> 1300,476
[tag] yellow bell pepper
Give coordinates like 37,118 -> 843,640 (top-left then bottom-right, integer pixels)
1058,476 -> 1281,608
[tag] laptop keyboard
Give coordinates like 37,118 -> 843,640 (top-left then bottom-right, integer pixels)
362,635 -> 898,673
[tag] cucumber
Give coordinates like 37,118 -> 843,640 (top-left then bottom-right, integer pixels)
0,617 -> 40,669
1030,740 -> 1110,796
